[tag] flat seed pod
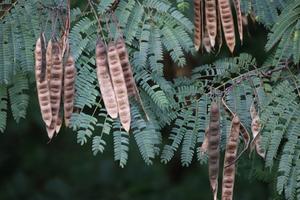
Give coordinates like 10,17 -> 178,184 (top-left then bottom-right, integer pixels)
48,41 -> 63,138
222,115 -> 240,200
208,102 -> 220,200
250,104 -> 265,158
35,34 -> 52,127
107,41 -> 131,132
203,26 -> 212,53
205,0 -> 217,47
96,39 -> 119,119
46,40 -> 52,82
233,0 -> 243,42
218,0 -> 236,52
194,0 -> 202,50
115,38 -> 138,98
63,55 -> 76,126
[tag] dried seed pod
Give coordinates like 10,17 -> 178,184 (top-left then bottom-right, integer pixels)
35,34 -> 52,127
218,0 -> 235,52
205,0 -> 217,47
46,40 -> 52,82
233,0 -> 243,42
48,41 -> 63,138
194,0 -> 202,50
250,104 -> 265,158
208,102 -> 220,200
63,55 -> 76,126
222,115 -> 240,200
203,26 -> 212,53
107,41 -> 131,132
96,39 -> 118,119
115,38 -> 138,98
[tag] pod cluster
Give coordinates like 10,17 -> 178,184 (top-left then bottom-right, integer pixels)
35,33 -> 76,139
194,0 -> 243,53
206,102 -> 243,200
96,38 -> 139,132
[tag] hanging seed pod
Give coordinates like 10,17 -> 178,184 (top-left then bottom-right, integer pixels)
203,26 -> 212,53
194,0 -> 202,50
48,41 -> 63,138
250,104 -> 265,158
96,39 -> 119,119
200,128 -> 209,155
218,0 -> 235,52
205,0 -> 217,47
233,0 -> 243,42
63,55 -> 76,126
107,41 -> 131,132
222,115 -> 240,200
46,40 -> 52,82
115,38 -> 138,98
35,33 -> 52,127
208,102 -> 220,200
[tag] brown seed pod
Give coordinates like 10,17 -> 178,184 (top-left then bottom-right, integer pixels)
115,38 -> 138,98
107,41 -> 131,132
200,128 -> 209,155
63,55 -> 76,127
46,40 -> 52,82
222,115 -> 240,200
203,26 -> 212,53
208,102 -> 220,200
35,34 -> 52,127
218,0 -> 236,52
205,0 -> 217,47
96,39 -> 119,119
48,41 -> 63,138
233,0 -> 243,42
250,104 -> 265,158
194,0 -> 202,50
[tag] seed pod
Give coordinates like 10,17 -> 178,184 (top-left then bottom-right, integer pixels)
46,40 -> 52,82
250,104 -> 265,158
107,41 -> 131,132
48,41 -> 63,138
208,102 -> 220,200
35,34 -> 52,127
96,39 -> 118,119
115,38 -> 138,98
205,0 -> 217,47
218,0 -> 235,52
203,26 -> 212,53
200,128 -> 209,155
222,115 -> 240,200
233,0 -> 243,42
194,0 -> 202,50
63,55 -> 76,126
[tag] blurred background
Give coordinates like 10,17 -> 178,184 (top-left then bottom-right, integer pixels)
0,1 -> 275,200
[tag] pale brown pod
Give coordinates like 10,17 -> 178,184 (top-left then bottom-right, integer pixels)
63,55 -> 76,126
222,115 -> 240,200
200,128 -> 209,156
194,0 -> 202,50
218,0 -> 235,52
208,102 -> 220,200
96,39 -> 119,119
46,40 -> 52,82
205,0 -> 217,47
203,26 -> 212,53
233,0 -> 243,42
48,41 -> 63,138
115,38 -> 138,98
250,104 -> 265,158
35,34 -> 52,127
107,41 -> 131,132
